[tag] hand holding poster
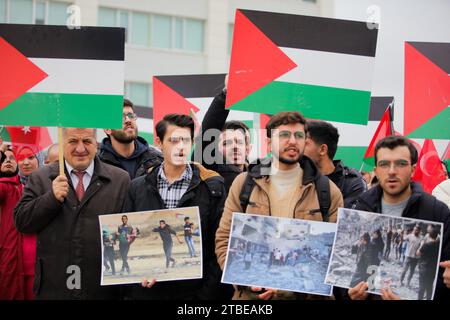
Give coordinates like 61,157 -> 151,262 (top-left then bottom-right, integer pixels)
99,207 -> 202,286
325,208 -> 444,300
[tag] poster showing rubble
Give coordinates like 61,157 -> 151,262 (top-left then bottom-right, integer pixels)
99,207 -> 202,286
222,212 -> 336,296
325,208 -> 443,300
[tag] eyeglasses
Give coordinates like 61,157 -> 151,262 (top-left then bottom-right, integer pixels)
278,130 -> 305,141
167,136 -> 192,144
376,160 -> 410,170
122,112 -> 137,121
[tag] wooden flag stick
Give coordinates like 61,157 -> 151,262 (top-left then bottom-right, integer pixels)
58,127 -> 64,176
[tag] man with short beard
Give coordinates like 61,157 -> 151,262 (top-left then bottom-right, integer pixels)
346,135 -> 450,301
215,111 -> 343,300
99,99 -> 163,179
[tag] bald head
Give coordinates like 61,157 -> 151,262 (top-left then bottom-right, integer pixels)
45,143 -> 59,165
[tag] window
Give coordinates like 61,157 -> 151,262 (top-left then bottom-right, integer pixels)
10,0 -> 33,24
152,14 -> 171,49
48,1 -> 68,25
98,7 -> 116,27
185,19 -> 203,52
131,12 -> 150,46
0,0 -> 6,23
97,8 -> 204,53
126,82 -> 151,107
35,1 -> 46,24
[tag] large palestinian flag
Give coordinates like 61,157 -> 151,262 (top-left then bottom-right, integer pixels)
153,74 -> 257,146
404,42 -> 450,139
226,9 -> 379,125
0,24 -> 125,129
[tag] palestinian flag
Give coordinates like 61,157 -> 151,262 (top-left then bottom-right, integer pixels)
152,74 -> 256,145
412,139 -> 447,194
361,103 -> 394,168
0,24 -> 125,129
226,9 -> 378,125
404,42 -> 450,139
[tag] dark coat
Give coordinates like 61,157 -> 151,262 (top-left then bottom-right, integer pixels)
14,157 -> 130,300
351,182 -> 450,301
98,136 -> 163,180
327,160 -> 367,208
192,91 -> 245,192
123,162 -> 231,299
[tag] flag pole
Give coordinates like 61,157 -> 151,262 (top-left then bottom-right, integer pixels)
58,127 -> 64,176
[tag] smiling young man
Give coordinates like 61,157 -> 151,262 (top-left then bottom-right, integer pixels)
14,128 -> 130,300
123,114 -> 228,300
215,111 -> 343,300
347,135 -> 450,301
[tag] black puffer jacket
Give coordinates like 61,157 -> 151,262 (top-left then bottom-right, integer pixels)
123,162 -> 232,299
351,182 -> 450,301
98,136 -> 163,180
327,160 -> 367,208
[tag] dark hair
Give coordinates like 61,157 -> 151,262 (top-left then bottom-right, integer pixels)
159,220 -> 166,224
155,114 -> 194,141
184,217 -> 190,221
306,120 -> 340,160
122,215 -> 128,219
266,111 -> 307,138
429,227 -> 439,240
222,121 -> 250,144
374,136 -> 418,166
123,98 -> 134,110
361,232 -> 371,243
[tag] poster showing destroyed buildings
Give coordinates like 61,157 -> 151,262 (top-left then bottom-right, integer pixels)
222,212 -> 336,296
325,208 -> 443,300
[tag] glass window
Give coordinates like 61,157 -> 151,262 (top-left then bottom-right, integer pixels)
119,10 -> 129,41
174,18 -> 183,50
152,14 -> 171,49
9,0 -> 33,24
0,0 -> 6,23
35,1 -> 46,25
98,7 -> 116,27
129,83 -> 150,107
228,24 -> 234,54
131,12 -> 150,46
185,19 -> 203,52
48,1 -> 68,26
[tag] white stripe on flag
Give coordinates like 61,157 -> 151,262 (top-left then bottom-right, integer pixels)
330,121 -> 380,146
186,98 -> 255,124
28,58 -> 124,95
277,47 -> 375,92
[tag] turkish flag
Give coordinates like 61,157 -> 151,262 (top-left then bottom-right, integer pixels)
7,126 -> 52,161
412,139 -> 447,194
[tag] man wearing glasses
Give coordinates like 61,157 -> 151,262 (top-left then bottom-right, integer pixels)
99,99 -> 163,180
123,114 -> 228,299
346,135 -> 450,301
215,111 -> 343,300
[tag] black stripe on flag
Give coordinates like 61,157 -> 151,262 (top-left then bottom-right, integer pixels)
369,97 -> 394,121
156,74 -> 226,98
240,9 -> 378,57
135,106 -> 153,119
0,24 -> 124,60
409,42 -> 450,74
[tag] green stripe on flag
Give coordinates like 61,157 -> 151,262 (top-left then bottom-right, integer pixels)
140,132 -> 154,146
229,81 -> 371,125
0,93 -> 123,129
0,126 -> 11,142
407,107 -> 450,139
335,146 -> 370,171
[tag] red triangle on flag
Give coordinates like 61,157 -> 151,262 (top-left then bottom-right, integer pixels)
225,9 -> 297,108
412,139 -> 447,194
153,77 -> 200,144
0,37 -> 48,110
404,42 -> 450,136
7,126 -> 53,161
364,107 -> 393,159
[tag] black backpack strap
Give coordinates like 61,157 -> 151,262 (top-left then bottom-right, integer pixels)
239,173 -> 256,212
315,175 -> 331,222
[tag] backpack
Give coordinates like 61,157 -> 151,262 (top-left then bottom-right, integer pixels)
239,173 -> 332,222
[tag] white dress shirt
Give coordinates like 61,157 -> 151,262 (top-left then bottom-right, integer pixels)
65,160 -> 95,191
